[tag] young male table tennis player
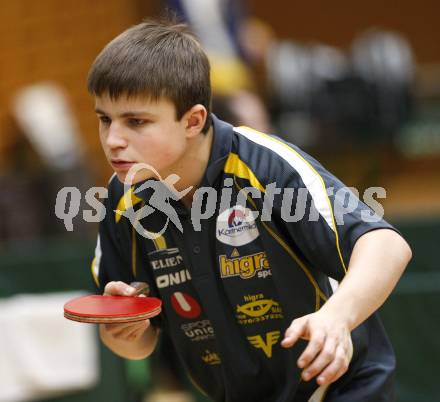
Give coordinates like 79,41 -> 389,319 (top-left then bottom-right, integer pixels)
88,19 -> 412,402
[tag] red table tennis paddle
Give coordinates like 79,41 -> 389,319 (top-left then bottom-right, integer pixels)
64,294 -> 162,324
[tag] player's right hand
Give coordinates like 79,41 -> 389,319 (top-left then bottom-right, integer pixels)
101,281 -> 152,342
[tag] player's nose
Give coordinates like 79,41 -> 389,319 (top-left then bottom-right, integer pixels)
106,122 -> 127,149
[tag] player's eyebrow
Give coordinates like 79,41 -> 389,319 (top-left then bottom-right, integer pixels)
119,111 -> 155,118
94,107 -> 155,118
94,107 -> 107,115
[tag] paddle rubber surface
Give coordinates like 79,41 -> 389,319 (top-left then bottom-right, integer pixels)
64,294 -> 162,324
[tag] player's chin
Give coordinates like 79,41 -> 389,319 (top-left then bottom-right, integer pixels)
116,171 -> 153,185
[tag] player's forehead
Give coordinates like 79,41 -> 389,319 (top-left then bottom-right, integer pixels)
94,92 -> 176,116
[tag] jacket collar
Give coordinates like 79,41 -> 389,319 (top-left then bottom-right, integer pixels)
203,114 -> 233,186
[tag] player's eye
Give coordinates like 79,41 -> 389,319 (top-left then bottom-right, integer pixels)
128,118 -> 147,127
98,115 -> 111,125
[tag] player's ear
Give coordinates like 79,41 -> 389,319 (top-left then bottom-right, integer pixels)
183,104 -> 207,138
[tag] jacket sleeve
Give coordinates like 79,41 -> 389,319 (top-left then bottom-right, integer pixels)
270,145 -> 397,282
90,179 -> 136,293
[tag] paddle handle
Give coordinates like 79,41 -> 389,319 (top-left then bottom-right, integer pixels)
130,282 -> 150,296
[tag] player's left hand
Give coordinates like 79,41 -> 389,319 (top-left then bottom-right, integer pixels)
281,311 -> 353,385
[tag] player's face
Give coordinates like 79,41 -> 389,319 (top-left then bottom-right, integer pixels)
95,94 -> 189,184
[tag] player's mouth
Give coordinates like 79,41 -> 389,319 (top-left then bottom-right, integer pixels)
110,158 -> 135,170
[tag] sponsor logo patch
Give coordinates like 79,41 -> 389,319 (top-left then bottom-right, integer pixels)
216,206 -> 259,246
236,294 -> 283,325
247,331 -> 281,358
181,320 -> 215,342
156,269 -> 191,288
171,292 -> 201,319
219,250 -> 272,279
201,350 -> 221,365
148,248 -> 183,270
148,247 -> 180,257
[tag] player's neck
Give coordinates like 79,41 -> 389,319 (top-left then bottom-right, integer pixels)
164,125 -> 214,209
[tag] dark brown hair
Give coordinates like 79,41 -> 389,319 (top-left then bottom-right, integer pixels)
87,19 -> 212,132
